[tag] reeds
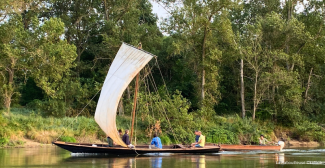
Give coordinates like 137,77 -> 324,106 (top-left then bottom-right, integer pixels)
0,110 -> 149,146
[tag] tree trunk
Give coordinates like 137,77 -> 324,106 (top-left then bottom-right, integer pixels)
76,47 -> 81,77
201,26 -> 208,100
304,68 -> 313,104
118,99 -> 124,116
8,68 -> 14,84
272,86 -> 277,123
4,90 -> 12,114
240,59 -> 245,118
4,67 -> 14,113
127,86 -> 131,100
286,0 -> 292,71
253,72 -> 258,121
103,0 -> 109,21
286,46 -> 290,70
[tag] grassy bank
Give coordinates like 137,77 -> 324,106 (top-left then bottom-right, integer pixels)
0,108 -> 142,147
0,108 -> 325,147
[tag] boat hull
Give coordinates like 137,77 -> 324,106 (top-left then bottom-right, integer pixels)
53,141 -> 220,155
220,144 -> 281,151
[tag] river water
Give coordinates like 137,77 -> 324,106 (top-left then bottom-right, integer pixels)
1,146 -> 325,168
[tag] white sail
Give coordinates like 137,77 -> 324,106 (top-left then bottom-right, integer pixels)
95,43 -> 154,147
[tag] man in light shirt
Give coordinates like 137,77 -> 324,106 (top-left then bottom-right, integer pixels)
259,135 -> 270,145
191,131 -> 205,148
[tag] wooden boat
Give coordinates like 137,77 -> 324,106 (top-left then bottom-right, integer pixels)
53,43 -> 220,155
53,141 -> 220,154
220,144 -> 281,151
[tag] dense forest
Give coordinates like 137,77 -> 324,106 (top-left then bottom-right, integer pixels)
1,0 -> 325,145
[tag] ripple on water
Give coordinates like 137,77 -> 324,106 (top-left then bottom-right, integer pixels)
307,149 -> 325,152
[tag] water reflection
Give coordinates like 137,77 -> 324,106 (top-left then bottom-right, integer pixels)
151,157 -> 162,168
196,155 -> 205,168
2,147 -> 325,168
108,157 -> 133,168
275,153 -> 285,164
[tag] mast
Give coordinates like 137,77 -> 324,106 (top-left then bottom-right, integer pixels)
130,42 -> 142,144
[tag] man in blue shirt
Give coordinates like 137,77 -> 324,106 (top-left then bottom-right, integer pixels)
150,133 -> 162,149
191,130 -> 199,147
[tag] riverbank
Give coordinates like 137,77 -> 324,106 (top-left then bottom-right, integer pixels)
286,140 -> 321,147
1,109 -> 325,148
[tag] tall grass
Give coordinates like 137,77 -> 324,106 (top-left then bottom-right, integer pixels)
0,109 -> 149,146
1,108 -> 324,147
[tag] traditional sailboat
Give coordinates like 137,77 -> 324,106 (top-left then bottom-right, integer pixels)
53,43 -> 220,154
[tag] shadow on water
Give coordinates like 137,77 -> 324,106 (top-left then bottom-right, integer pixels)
1,147 -> 325,167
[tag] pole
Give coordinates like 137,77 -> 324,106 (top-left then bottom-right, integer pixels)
130,73 -> 139,144
130,43 -> 142,143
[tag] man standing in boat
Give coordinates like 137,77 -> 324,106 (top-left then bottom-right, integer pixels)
191,131 -> 205,148
277,138 -> 285,150
122,129 -> 134,148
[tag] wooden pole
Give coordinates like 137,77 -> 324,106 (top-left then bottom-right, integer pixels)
130,43 -> 142,144
130,73 -> 139,144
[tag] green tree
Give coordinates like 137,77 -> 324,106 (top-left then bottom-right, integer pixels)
0,16 -> 77,114
0,16 -> 27,112
161,0 -> 235,110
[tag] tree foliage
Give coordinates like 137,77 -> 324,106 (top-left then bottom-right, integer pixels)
1,0 -> 325,142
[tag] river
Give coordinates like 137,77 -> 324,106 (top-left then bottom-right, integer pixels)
1,146 -> 325,167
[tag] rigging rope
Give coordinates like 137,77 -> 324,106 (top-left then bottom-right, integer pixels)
55,88 -> 102,141
155,57 -> 170,96
144,66 -> 158,138
143,68 -> 152,138
146,65 -> 180,144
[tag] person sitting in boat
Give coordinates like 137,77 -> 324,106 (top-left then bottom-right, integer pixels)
149,133 -> 162,149
107,136 -> 113,147
191,131 -> 205,148
113,129 -> 124,145
122,129 -> 134,148
190,130 -> 200,147
259,135 -> 270,146
118,129 -> 123,137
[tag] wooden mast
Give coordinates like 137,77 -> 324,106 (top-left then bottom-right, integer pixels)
130,42 -> 142,144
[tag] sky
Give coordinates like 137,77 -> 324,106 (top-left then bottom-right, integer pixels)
150,0 -> 308,19
151,1 -> 170,20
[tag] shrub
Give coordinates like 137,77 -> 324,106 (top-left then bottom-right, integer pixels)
27,130 -> 59,144
60,136 -> 77,143
8,140 -> 16,146
0,137 -> 9,146
160,135 -> 171,145
17,140 -> 25,145
294,121 -> 325,141
206,128 -> 239,144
